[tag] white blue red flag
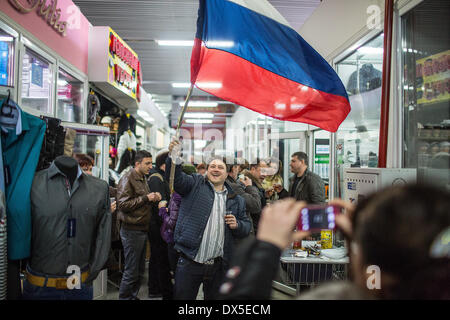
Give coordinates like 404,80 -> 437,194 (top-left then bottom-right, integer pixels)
191,0 -> 351,132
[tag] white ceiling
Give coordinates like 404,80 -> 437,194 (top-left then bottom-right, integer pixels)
73,0 -> 321,124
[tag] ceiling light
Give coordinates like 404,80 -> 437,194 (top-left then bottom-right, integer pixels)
179,101 -> 219,108
156,40 -> 194,46
172,82 -> 222,89
184,113 -> 214,119
137,110 -> 155,122
185,119 -> 213,124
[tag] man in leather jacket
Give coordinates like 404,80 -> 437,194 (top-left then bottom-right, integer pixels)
116,150 -> 161,300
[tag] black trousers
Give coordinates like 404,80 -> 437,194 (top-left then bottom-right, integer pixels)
148,221 -> 173,299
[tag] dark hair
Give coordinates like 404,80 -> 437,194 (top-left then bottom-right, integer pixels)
155,151 -> 169,169
206,156 -> 226,169
74,154 -> 94,167
118,149 -> 136,174
249,158 -> 261,171
196,163 -> 206,171
352,184 -> 450,299
239,159 -> 249,172
292,152 -> 308,164
226,160 -> 240,173
135,150 -> 152,164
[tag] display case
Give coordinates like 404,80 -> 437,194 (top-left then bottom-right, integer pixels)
333,32 -> 384,198
401,0 -> 450,190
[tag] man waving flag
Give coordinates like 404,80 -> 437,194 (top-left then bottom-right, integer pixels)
190,0 -> 351,132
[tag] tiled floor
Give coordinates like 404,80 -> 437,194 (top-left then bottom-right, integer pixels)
105,261 -> 292,300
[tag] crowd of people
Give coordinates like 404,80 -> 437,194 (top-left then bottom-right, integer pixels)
71,137 -> 449,300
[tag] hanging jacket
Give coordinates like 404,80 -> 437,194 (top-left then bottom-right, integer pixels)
0,100 -> 46,260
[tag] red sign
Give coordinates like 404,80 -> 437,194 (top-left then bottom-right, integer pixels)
109,34 -> 139,71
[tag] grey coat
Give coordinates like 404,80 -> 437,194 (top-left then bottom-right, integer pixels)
288,169 -> 325,204
30,162 -> 111,284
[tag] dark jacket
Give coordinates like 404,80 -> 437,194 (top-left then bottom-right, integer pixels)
288,169 -> 325,204
165,157 -> 251,264
147,167 -> 170,226
242,171 -> 266,234
219,238 -> 373,300
30,162 -> 111,284
159,192 -> 182,244
226,176 -> 261,215
117,168 -> 152,231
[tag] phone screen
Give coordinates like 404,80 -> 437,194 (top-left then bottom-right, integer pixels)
297,205 -> 340,231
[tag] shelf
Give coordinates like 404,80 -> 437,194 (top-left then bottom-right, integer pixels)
417,136 -> 449,141
22,96 -> 49,100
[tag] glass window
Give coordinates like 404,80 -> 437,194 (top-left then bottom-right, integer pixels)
21,47 -> 53,114
402,0 -> 450,189
0,28 -> 15,88
57,68 -> 84,123
334,33 -> 383,198
73,133 -> 107,179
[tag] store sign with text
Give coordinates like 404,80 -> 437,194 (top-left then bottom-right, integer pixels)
416,50 -> 449,105
8,0 -> 68,36
108,28 -> 142,102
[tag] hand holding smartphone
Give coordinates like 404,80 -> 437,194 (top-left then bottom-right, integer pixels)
297,204 -> 341,232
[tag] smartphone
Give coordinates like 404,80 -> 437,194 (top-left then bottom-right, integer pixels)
238,174 -> 245,181
297,204 -> 341,232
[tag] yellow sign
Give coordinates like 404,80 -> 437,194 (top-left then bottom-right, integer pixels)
107,28 -> 141,101
416,50 -> 450,105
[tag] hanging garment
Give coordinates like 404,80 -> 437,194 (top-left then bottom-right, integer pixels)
36,116 -> 65,172
0,99 -> 45,260
115,132 -> 137,172
0,190 -> 6,300
30,161 -> 111,282
118,114 -> 136,137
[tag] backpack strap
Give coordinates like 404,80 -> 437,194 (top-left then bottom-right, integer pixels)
149,172 -> 164,182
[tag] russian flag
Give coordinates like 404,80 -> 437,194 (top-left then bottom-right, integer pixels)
191,0 -> 351,132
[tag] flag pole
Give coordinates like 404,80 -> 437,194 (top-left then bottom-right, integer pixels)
169,83 -> 195,194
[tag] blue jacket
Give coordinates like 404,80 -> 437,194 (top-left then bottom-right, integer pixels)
0,101 -> 45,259
165,158 -> 251,263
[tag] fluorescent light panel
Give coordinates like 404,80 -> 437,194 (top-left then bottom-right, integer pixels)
179,101 -> 218,108
184,113 -> 214,119
185,119 -> 213,124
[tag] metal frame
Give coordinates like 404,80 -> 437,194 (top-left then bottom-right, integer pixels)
18,35 -> 57,119
396,0 -> 425,169
0,19 -> 19,100
330,29 -> 385,199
